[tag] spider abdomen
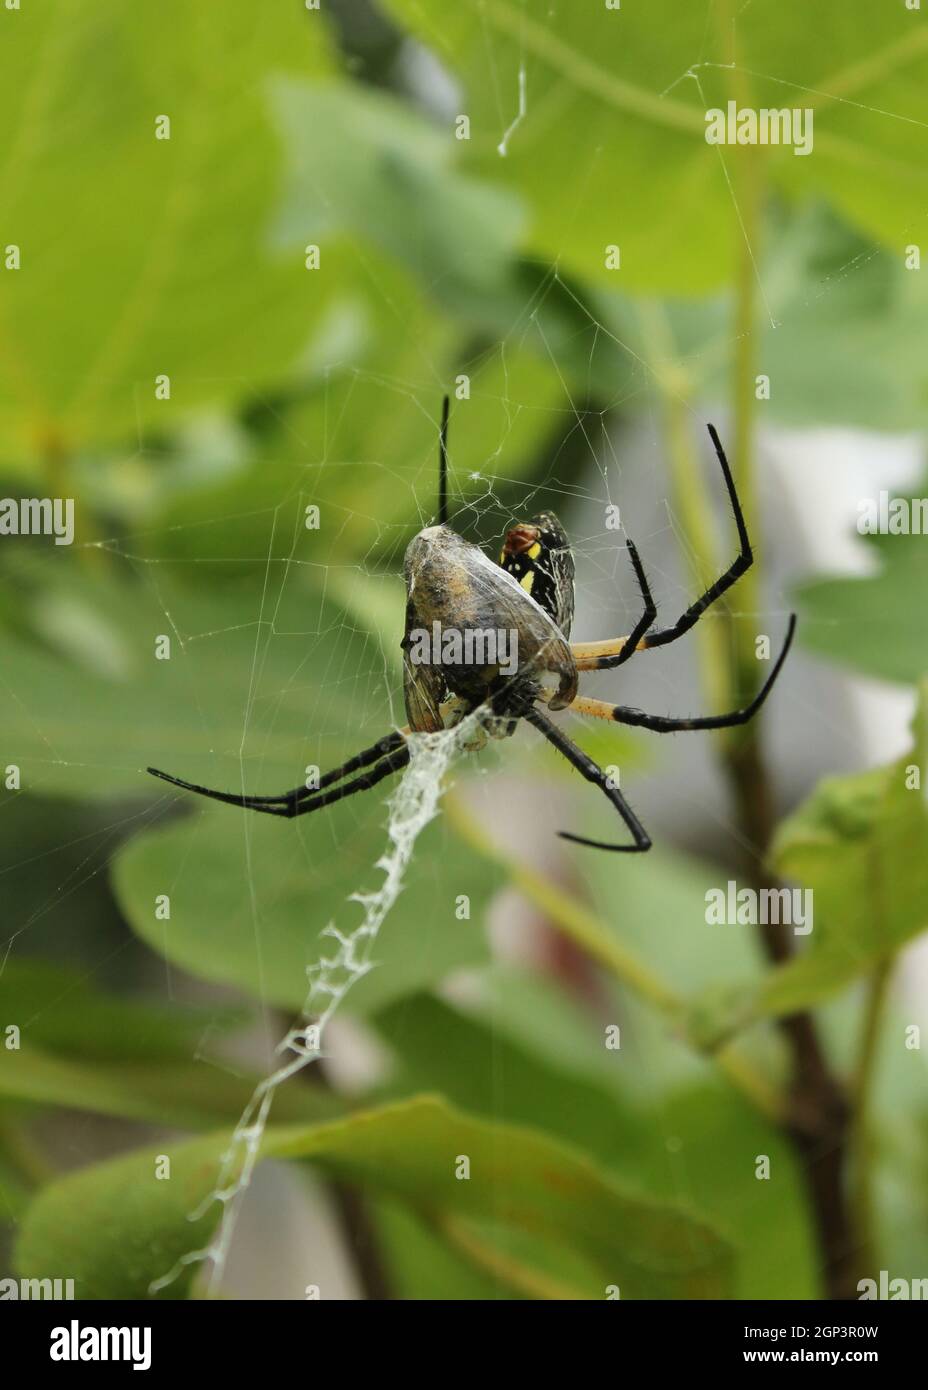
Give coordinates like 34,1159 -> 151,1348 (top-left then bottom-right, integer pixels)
402,524 -> 577,731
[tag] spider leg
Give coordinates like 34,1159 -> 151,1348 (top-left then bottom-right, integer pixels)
568,538 -> 656,672
605,539 -> 657,671
573,424 -> 750,671
525,706 -> 651,853
438,394 -> 450,526
280,743 -> 410,817
147,730 -> 407,815
576,614 -> 796,733
641,422 -> 751,651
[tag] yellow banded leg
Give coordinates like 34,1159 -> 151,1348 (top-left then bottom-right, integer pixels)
571,636 -> 648,671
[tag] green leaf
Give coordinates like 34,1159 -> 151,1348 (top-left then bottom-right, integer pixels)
0,958 -> 243,1064
140,341 -> 573,573
15,1095 -> 733,1299
0,565 -> 395,801
375,989 -> 813,1298
599,205 -> 928,433
761,685 -> 928,1016
579,845 -> 771,1095
375,991 -> 645,1169
112,802 -> 496,1015
0,1044 -> 339,1131
267,77 -> 524,310
373,1198 -> 506,1301
689,682 -> 928,1038
0,2 -> 342,465
795,474 -> 928,684
383,0 -> 928,293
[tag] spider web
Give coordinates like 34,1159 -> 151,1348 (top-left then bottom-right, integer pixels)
0,0 -> 924,1300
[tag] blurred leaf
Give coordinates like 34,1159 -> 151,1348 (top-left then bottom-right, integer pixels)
382,0 -> 726,293
603,205 -> 928,432
0,958 -> 243,1064
761,683 -> 928,1015
0,3 -> 344,466
112,803 -> 497,1015
687,682 -> 928,1041
795,471 -> 928,683
15,1094 -> 733,1299
375,989 -> 813,1297
383,0 -> 928,293
0,564 -> 395,800
814,984 -> 928,1283
141,341 -> 574,573
375,992 -> 645,1168
630,1082 -> 817,1299
0,1044 -> 339,1131
373,1198 -> 507,1300
0,795 -> 136,967
581,846 -> 770,1094
724,211 -> 928,432
0,558 -> 497,1011
268,77 -> 524,309
0,1153 -> 30,1225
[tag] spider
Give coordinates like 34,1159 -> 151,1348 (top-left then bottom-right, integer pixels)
148,399 -> 796,852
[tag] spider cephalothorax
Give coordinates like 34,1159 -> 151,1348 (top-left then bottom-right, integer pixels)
401,522 -> 577,733
499,510 -> 575,638
149,397 -> 796,852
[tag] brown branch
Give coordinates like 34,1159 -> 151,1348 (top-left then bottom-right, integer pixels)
725,734 -> 861,1300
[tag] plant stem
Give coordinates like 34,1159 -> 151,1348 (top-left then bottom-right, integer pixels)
713,5 -> 861,1299
635,303 -> 729,715
446,794 -> 785,1124
850,958 -> 894,1273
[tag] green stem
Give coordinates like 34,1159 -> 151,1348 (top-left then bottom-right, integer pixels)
720,5 -> 765,716
446,795 -> 784,1123
712,6 -> 861,1301
850,958 -> 893,1271
635,301 -> 729,715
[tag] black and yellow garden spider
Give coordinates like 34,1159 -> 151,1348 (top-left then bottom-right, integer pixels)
148,399 -> 795,852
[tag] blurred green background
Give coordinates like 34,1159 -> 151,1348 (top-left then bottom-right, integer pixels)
1,0 -> 927,1301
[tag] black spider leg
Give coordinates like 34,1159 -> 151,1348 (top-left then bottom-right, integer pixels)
607,538 -> 657,670
438,394 -> 450,526
524,706 -> 651,853
590,423 -> 751,669
147,730 -> 407,815
607,613 -> 796,733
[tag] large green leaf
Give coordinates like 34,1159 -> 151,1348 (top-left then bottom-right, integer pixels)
112,800 -> 497,1015
0,3 -> 344,465
14,1095 -> 733,1299
376,992 -> 645,1169
376,989 -> 814,1298
268,77 -> 524,311
0,563 -> 395,800
383,0 -> 928,293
